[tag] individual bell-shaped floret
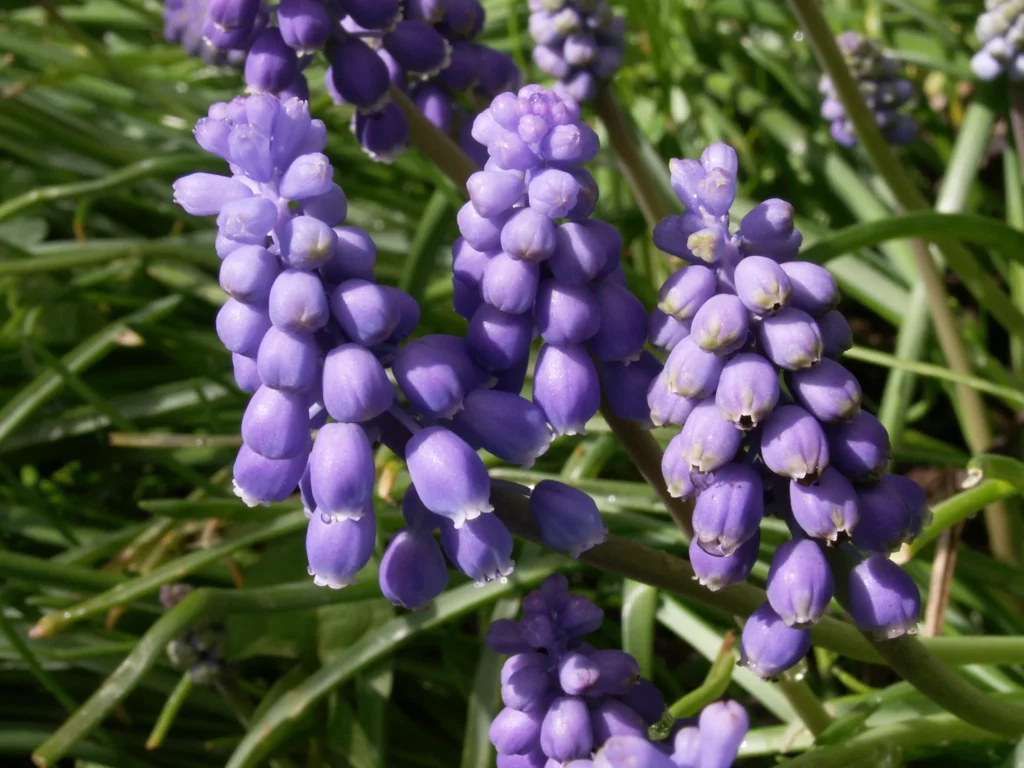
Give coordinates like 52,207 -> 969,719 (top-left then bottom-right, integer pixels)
759,308 -> 823,371
664,337 -> 726,399
594,736 -> 676,768
817,309 -> 853,358
328,38 -> 390,113
241,386 -> 310,459
851,475 -> 916,554
406,426 -> 493,528
309,422 -> 375,522
324,225 -> 377,282
256,327 -> 318,392
219,246 -> 280,304
269,269 -> 330,332
739,603 -> 811,680
541,696 -> 593,762
549,221 -> 608,285
590,649 -> 642,695
322,344 -> 395,423
490,706 -> 544,756
501,653 -> 551,712
618,679 -> 666,726
329,279 -> 404,346
440,510 -> 515,584
780,262 -> 839,318
657,265 -> 717,321
715,353 -> 780,430
232,442 -> 308,506
501,208 -> 557,262
529,479 -> 608,558
467,304 -> 534,372
232,353 -> 261,393
529,168 -> 581,219
216,197 -> 278,245
173,173 -> 253,217
277,0 -> 331,53
648,372 -> 698,428
383,20 -> 451,77
393,335 -> 488,418
346,0 -> 402,28
559,593 -> 605,639
600,352 -> 662,422
677,399 -> 744,474
690,531 -> 760,591
589,281 -> 648,363
481,252 -> 541,314
305,509 -> 377,589
738,198 -> 795,249
690,294 -> 749,354
789,468 -> 860,543
557,652 -> 600,696
536,279 -> 600,346
849,555 -> 922,642
452,389 -> 552,468
766,538 -> 835,627
458,202 -> 509,252
826,411 -> 891,482
270,97 -> 314,169
697,701 -> 749,768
761,405 -> 830,482
734,255 -> 792,315
245,28 -> 299,94
789,358 -> 862,422
533,343 -> 601,437
401,486 -> 446,533
671,726 -> 700,768
217,299 -> 272,357
540,123 -> 600,165
467,170 -> 526,218
379,527 -> 449,610
692,463 -> 764,557
280,153 -> 334,200
889,474 -> 930,537
589,699 -> 648,745
352,104 -> 410,163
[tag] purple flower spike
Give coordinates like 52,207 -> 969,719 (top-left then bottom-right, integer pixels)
697,701 -> 749,768
689,531 -> 760,591
453,389 -> 552,468
482,252 -> 541,314
536,279 -> 601,345
662,432 -> 696,499
244,28 -> 299,94
847,555 -> 921,639
766,539 -> 835,627
219,246 -> 279,304
324,226 -> 377,283
322,344 -> 395,423
216,299 -> 271,357
280,215 -> 336,269
541,696 -> 593,762
780,262 -> 839,318
305,510 -> 377,589
328,38 -> 390,113
490,707 -> 544,756
739,603 -> 811,680
789,468 -> 860,543
501,208 -> 558,262
256,327 -> 318,392
232,442 -> 308,507
789,358 -> 862,422
665,337 -> 726,398
379,528 -> 449,610
468,170 -> 526,218
826,411 -> 891,482
269,269 -> 330,332
529,168 -> 581,219
678,399 -> 744,474
458,202 -> 509,251
648,310 -> 690,352
692,463 -> 764,556
690,294 -> 749,354
600,352 -> 662,422
589,281 -> 647,363
761,405 -> 830,481
529,480 -> 607,558
658,265 -> 718,320
533,343 -> 600,437
852,475 -> 915,554
648,372 -> 698,428
216,197 -> 277,245
277,0 -> 331,53
241,386 -> 310,459
329,279 -> 402,346
594,736 -> 676,768
406,426 -> 493,528
309,423 -> 375,522
232,353 -> 261,393
758,308 -> 823,371
394,335 -> 487,418
817,309 -> 853,358
383,20 -> 452,77
589,700 -> 647,745
549,222 -> 609,285
467,304 -> 533,373
558,652 -> 601,696
734,255 -> 792,315
715,353 -> 780,430
440,513 -> 515,584
173,173 -> 252,216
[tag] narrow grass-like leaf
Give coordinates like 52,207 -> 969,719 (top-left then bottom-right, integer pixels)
621,580 -> 657,678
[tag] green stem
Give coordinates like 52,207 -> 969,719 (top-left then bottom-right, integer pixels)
1006,145 -> 1024,377
775,672 -> 834,737
145,673 -> 193,750
668,633 -> 736,718
389,84 -> 476,188
0,611 -> 80,717
906,479 -> 1019,558
0,549 -> 126,591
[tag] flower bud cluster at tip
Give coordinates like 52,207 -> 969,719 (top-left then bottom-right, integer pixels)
973,0 -> 1024,80
527,0 -> 626,103
485,574 -> 748,768
160,584 -> 227,684
649,141 -> 927,678
818,32 -> 917,147
173,91 -> 520,610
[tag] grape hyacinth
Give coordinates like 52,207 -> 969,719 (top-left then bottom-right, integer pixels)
527,0 -> 626,102
972,0 -> 1024,80
485,574 -> 748,767
649,142 -> 927,678
173,91 -> 520,608
818,32 -> 916,147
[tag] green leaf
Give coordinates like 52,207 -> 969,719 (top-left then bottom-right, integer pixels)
621,580 -> 657,679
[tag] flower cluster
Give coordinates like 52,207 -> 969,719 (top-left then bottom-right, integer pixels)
160,584 -> 226,684
485,575 -> 748,767
528,0 -> 625,103
649,142 -> 926,678
818,32 -> 916,147
972,0 -> 1024,80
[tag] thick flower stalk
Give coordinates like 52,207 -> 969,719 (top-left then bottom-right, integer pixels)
818,32 -> 916,147
527,0 -> 625,102
485,574 -> 748,767
972,0 -> 1024,80
172,92 -> 514,608
649,142 -> 927,678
